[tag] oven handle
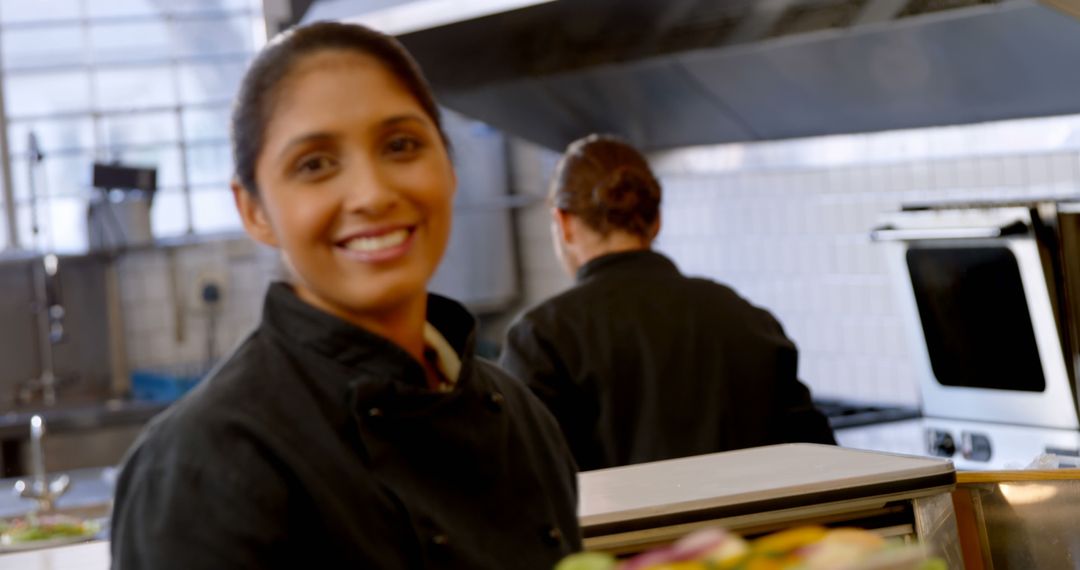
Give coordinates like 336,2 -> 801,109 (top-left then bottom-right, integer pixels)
870,220 -> 1030,242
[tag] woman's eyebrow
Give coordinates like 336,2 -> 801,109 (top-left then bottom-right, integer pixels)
276,132 -> 336,162
380,113 -> 431,130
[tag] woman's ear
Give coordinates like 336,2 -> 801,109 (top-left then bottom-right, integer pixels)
648,213 -> 661,242
232,180 -> 279,248
551,207 -> 574,244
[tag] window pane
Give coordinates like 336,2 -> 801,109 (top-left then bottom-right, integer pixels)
16,196 -> 88,253
90,21 -> 172,65
170,0 -> 259,13
182,106 -> 229,142
8,156 -> 29,201
110,146 -> 183,189
172,16 -> 255,56
11,153 -> 94,200
192,189 -> 240,233
150,191 -> 189,237
0,0 -> 81,23
8,117 -> 96,155
178,60 -> 246,105
186,143 -> 231,186
101,111 -> 179,148
95,66 -> 177,112
2,25 -> 84,69
5,72 -> 91,117
84,0 -> 162,19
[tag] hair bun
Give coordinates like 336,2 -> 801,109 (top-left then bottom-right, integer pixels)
553,134 -> 662,238
593,166 -> 648,213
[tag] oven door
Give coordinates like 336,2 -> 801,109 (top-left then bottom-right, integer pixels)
874,206 -> 1080,430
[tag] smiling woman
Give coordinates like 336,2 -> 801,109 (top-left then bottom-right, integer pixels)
234,47 -> 456,370
109,22 -> 581,570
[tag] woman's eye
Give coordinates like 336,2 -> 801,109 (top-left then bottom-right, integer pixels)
384,135 -> 423,158
294,154 -> 336,176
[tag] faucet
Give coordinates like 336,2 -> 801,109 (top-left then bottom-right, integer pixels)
16,254 -> 65,407
13,415 -> 70,517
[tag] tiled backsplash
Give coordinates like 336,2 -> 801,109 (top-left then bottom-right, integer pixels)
504,117 -> 1080,408
115,237 -> 282,375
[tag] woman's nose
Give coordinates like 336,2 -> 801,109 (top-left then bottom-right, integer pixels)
340,164 -> 398,217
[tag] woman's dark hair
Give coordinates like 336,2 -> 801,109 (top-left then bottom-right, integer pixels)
550,134 -> 661,238
231,21 -> 447,194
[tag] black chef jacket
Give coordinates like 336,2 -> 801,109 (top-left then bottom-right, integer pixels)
111,282 -> 581,569
501,250 -> 836,471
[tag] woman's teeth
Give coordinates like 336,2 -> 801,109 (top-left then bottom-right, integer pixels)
343,229 -> 410,252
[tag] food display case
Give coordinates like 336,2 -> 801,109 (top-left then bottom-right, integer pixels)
953,470 -> 1080,568
579,444 -> 962,566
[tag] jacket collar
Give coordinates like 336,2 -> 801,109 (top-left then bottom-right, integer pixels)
260,282 -> 477,390
575,249 -> 680,283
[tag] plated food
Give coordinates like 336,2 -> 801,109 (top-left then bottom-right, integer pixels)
0,514 -> 100,552
557,526 -> 947,570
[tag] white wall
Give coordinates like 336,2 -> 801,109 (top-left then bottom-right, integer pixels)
115,237 -> 282,375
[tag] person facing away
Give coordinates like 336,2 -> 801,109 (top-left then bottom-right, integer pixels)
500,134 -> 836,472
110,22 -> 581,569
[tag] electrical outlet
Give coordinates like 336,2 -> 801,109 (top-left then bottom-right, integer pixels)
188,263 -> 229,313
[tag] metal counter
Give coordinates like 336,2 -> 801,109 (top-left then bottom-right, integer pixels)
579,443 -> 961,565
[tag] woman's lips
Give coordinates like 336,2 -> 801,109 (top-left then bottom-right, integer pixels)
336,226 -> 416,263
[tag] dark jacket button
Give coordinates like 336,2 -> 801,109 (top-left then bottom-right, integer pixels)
486,392 -> 505,412
542,525 -> 562,547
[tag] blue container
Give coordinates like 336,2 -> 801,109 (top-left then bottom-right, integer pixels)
131,365 -> 207,403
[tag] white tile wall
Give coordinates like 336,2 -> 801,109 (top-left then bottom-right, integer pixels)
115,238 -> 282,378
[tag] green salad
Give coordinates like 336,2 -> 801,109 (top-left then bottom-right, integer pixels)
0,516 -> 98,545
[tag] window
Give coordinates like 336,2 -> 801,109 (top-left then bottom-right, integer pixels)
0,0 -> 264,252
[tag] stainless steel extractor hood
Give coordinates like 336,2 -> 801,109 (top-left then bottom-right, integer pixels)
302,0 -> 1080,152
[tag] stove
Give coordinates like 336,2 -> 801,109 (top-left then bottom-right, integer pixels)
871,199 -> 1080,469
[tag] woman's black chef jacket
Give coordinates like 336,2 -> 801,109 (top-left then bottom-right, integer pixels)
500,250 -> 836,471
110,282 -> 581,569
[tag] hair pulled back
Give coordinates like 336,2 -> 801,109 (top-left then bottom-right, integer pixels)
550,134 -> 661,238
231,21 -> 446,194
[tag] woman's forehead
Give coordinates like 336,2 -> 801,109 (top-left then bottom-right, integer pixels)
267,50 -> 425,133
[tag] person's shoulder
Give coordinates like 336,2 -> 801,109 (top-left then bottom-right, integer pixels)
510,284 -> 595,334
684,275 -> 780,320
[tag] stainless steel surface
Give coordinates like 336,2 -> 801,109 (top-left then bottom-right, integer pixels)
870,223 -> 1029,242
21,255 -> 63,407
104,263 -> 128,399
309,0 -> 1080,151
427,109 -> 519,311
13,416 -> 70,514
838,417 -> 1080,470
957,475 -> 1080,568
0,402 -> 160,477
1,467 -> 113,520
0,256 -> 114,413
